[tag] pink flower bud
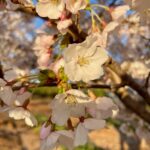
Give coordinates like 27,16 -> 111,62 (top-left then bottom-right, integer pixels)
40,123 -> 51,140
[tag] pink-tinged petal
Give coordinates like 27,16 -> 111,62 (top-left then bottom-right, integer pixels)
37,53 -> 50,69
40,123 -> 51,140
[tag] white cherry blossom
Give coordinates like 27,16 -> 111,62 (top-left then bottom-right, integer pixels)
36,0 -> 65,19
63,34 -> 108,82
51,89 -> 92,126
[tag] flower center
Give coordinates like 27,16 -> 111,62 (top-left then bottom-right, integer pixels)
65,95 -> 77,104
77,56 -> 89,66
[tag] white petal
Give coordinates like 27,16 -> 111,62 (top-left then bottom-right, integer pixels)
74,123 -> 88,146
57,130 -> 74,150
36,0 -> 64,19
64,44 -> 78,62
0,86 -> 16,105
46,132 -> 60,149
25,113 -> 38,127
8,107 -> 26,120
96,97 -> 115,110
4,70 -> 17,81
51,105 -> 70,126
15,92 -> 31,106
83,119 -> 106,130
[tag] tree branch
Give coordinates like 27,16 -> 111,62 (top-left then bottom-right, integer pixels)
116,87 -> 150,124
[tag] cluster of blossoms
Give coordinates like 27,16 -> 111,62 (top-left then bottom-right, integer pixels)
36,0 -> 87,18
40,89 -> 118,149
33,33 -> 55,69
35,0 -> 88,34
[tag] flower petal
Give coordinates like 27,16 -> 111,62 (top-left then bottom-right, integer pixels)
83,118 -> 106,130
74,123 -> 88,146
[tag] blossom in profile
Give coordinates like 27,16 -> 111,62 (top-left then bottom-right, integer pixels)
36,0 -> 65,19
51,89 -> 92,126
63,33 -> 108,82
66,0 -> 87,14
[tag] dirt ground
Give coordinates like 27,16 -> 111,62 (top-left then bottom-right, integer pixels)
0,98 -> 150,150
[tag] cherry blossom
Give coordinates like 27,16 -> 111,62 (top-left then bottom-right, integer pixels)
51,89 -> 92,126
33,34 -> 54,68
36,0 -> 65,19
63,33 -> 108,82
0,80 -> 36,127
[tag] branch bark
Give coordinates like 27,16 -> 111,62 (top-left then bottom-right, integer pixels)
116,87 -> 150,124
